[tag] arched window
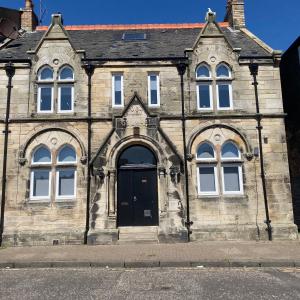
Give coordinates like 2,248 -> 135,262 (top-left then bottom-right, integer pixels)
196,140 -> 244,196
30,146 -> 52,200
196,143 -> 218,195
56,145 -> 77,199
30,144 -> 77,201
197,143 -> 215,160
196,64 -> 212,110
216,64 -> 232,110
58,66 -> 74,113
221,141 -> 243,194
37,66 -> 54,113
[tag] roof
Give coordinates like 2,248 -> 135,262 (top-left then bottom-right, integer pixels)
0,23 -> 272,61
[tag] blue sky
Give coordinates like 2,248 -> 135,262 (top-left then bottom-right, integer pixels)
1,0 -> 299,50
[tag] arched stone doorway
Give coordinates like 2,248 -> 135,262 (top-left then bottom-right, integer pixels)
117,145 -> 159,227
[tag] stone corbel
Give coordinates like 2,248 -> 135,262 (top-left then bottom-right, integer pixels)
80,156 -> 88,165
244,153 -> 254,161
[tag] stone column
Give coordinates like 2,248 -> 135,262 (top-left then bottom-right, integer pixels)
108,169 -> 116,216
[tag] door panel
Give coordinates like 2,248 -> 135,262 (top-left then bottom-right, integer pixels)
117,168 -> 158,227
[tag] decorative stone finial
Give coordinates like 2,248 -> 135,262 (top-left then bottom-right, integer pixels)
205,8 -> 216,23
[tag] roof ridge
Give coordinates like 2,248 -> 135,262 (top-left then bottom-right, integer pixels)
36,22 -> 229,31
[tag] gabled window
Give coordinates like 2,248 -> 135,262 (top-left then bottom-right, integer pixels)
37,66 -> 54,113
148,73 -> 160,107
196,64 -> 212,110
112,74 -> 124,107
216,64 -> 233,110
58,66 -> 74,113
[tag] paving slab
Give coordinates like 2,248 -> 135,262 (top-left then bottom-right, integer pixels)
0,241 -> 299,268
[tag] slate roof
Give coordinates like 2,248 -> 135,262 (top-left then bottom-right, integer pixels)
0,26 -> 272,61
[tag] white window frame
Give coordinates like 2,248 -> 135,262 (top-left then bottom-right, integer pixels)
148,73 -> 160,107
197,164 -> 219,196
59,66 -> 75,81
216,82 -> 233,110
58,84 -> 74,113
37,85 -> 54,113
221,163 -> 244,195
196,64 -> 211,80
56,169 -> 77,200
197,82 -> 213,111
30,169 -> 52,200
112,74 -> 124,108
196,143 -> 216,162
38,66 -> 54,82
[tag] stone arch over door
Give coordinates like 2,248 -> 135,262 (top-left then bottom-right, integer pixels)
116,144 -> 159,227
105,136 -> 169,225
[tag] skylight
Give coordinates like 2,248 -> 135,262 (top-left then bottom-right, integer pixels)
122,33 -> 147,41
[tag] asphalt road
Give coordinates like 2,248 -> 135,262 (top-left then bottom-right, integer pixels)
0,268 -> 299,300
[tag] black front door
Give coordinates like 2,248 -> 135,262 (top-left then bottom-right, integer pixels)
117,168 -> 158,226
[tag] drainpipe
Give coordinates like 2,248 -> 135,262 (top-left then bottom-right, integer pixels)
83,64 -> 95,244
177,62 -> 193,241
0,62 -> 15,246
249,62 -> 272,241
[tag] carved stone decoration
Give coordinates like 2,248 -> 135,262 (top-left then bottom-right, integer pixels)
115,118 -> 127,129
187,154 -> 194,161
80,156 -> 88,165
244,153 -> 254,161
108,169 -> 116,216
146,117 -> 159,128
124,104 -> 148,128
19,157 -> 28,166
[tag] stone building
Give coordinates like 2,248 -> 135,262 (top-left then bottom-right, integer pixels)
0,0 -> 297,246
280,36 -> 300,229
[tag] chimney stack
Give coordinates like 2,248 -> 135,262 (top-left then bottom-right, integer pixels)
224,0 -> 245,29
21,0 -> 38,32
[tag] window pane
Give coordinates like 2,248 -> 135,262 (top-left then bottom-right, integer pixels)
198,85 -> 211,108
60,86 -> 73,111
217,65 -> 230,78
197,143 -> 214,159
118,146 -> 156,167
32,170 -> 50,197
218,84 -> 230,108
150,75 -> 158,105
223,166 -> 240,192
58,146 -> 76,163
39,87 -> 52,111
222,142 -> 239,158
199,167 -> 216,192
60,67 -> 73,80
114,76 -> 122,105
40,68 -> 53,80
33,147 -> 51,163
58,169 -> 75,196
196,66 -> 210,78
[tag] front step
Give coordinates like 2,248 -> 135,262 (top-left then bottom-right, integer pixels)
118,226 -> 159,244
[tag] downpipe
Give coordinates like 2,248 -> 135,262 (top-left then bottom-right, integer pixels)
249,62 -> 272,241
83,64 -> 95,245
0,62 -> 15,246
177,62 -> 193,241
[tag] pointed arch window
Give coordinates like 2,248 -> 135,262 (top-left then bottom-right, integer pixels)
58,66 -> 74,113
56,145 -> 77,199
196,141 -> 244,196
216,64 -> 233,110
196,64 -> 212,110
221,142 -> 243,194
37,66 -> 54,113
30,146 -> 52,200
29,144 -> 77,201
196,143 -> 218,195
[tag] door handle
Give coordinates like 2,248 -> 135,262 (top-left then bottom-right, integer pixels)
133,196 -> 137,202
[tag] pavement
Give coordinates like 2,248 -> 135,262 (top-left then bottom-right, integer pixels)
0,240 -> 300,269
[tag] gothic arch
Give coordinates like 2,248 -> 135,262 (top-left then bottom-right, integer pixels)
187,123 -> 252,155
19,127 -> 87,165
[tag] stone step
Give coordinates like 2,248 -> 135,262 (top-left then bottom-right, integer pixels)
118,226 -> 158,244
